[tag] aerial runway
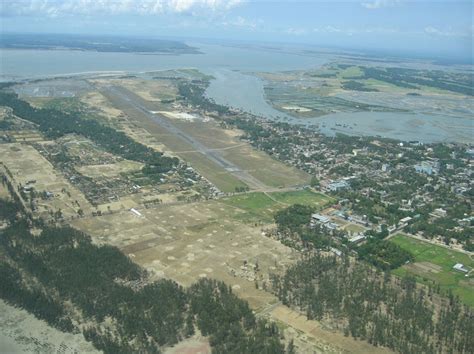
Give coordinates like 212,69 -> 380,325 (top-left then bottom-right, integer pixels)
100,85 -> 269,191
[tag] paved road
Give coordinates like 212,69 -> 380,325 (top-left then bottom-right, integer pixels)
101,85 -> 271,191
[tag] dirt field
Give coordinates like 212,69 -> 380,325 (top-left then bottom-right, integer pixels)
405,261 -> 442,274
71,199 -> 393,353
8,131 -> 44,143
0,183 -> 10,200
342,223 -> 366,234
71,200 -> 297,310
81,90 -> 124,120
0,143 -> 93,219
0,300 -> 98,354
164,333 -> 211,354
76,160 -> 144,178
115,78 -> 178,103
81,88 -> 170,154
271,306 -> 394,354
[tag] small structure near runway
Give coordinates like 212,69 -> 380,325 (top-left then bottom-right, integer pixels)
130,208 -> 143,217
453,263 -> 468,273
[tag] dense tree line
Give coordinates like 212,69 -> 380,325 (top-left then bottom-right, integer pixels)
270,254 -> 473,354
341,80 -> 379,92
357,240 -> 414,270
0,212 -> 285,353
360,67 -> 474,96
189,279 -> 285,353
0,91 -> 178,175
274,204 -> 314,233
0,262 -> 74,332
1,173 -> 28,218
0,197 -> 22,222
2,33 -> 199,54
273,204 -> 334,250
177,81 -> 230,115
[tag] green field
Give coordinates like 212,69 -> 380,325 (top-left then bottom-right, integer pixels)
270,190 -> 334,206
221,190 -> 332,223
390,234 -> 474,307
337,66 -> 364,79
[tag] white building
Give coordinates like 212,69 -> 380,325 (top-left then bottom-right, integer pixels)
453,263 -> 468,273
399,216 -> 413,224
311,213 -> 330,224
130,208 -> 143,217
348,234 -> 366,244
328,180 -> 350,192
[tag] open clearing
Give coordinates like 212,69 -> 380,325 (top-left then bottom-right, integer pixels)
342,223 -> 366,234
164,334 -> 211,354
171,118 -> 309,188
0,143 -> 93,219
71,198 -> 389,353
390,234 -> 474,307
0,300 -> 98,354
71,200 -> 298,311
76,160 -> 144,178
221,190 -> 333,223
97,82 -> 309,192
115,78 -> 178,103
271,305 -> 393,354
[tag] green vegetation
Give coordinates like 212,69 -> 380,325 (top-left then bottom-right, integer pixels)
221,190 -> 331,223
177,80 -> 230,115
221,192 -> 276,223
359,66 -> 474,95
358,239 -> 413,270
337,65 -> 364,79
271,253 -> 473,354
264,62 -> 472,120
179,151 -> 248,193
1,174 -> 27,217
0,198 -> 22,222
31,97 -> 85,112
271,190 -> 332,206
274,204 -> 314,233
2,33 -> 200,54
0,206 -> 286,353
405,203 -> 473,248
0,91 -> 179,175
177,68 -> 215,81
390,234 -> 474,306
341,80 -> 379,92
273,204 -> 336,250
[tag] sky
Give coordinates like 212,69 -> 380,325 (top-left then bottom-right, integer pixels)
1,0 -> 473,61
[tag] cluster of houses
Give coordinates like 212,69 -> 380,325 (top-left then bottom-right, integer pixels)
242,120 -> 473,252
414,160 -> 440,175
310,212 -> 367,244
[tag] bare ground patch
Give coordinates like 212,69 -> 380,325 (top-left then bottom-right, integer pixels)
271,306 -> 394,354
405,261 -> 443,274
0,300 -> 98,354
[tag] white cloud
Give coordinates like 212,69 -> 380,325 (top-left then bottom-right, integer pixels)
285,27 -> 307,36
361,0 -> 400,10
1,0 -> 242,17
424,26 -> 469,37
221,16 -> 260,30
